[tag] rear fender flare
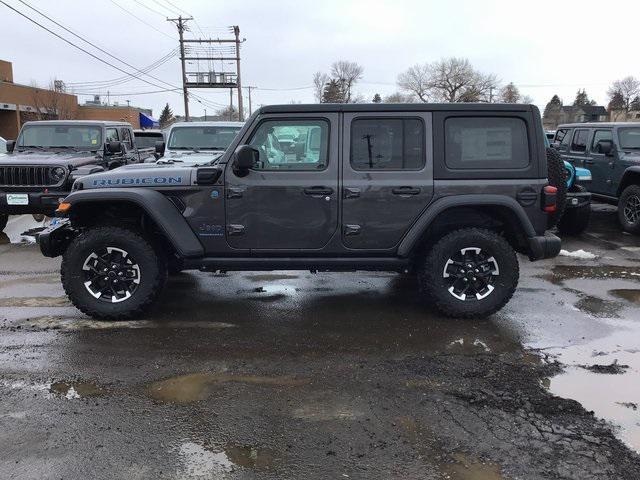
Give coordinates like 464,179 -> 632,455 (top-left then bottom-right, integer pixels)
397,194 -> 537,257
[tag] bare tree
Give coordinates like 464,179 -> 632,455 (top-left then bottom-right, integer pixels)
521,94 -> 534,104
383,92 -> 415,103
330,60 -> 363,103
398,57 -> 499,103
30,79 -> 74,120
607,76 -> 640,113
312,72 -> 329,103
397,64 -> 431,102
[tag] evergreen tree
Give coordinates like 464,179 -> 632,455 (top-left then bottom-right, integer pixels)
372,93 -> 382,103
573,89 -> 594,106
608,90 -> 625,111
499,82 -> 521,103
322,79 -> 344,103
159,103 -> 174,128
630,96 -> 640,111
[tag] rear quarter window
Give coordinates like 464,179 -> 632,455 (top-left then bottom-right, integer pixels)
445,117 -> 529,170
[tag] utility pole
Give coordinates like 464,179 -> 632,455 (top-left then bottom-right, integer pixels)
229,89 -> 234,120
168,16 -> 193,121
489,86 -> 494,103
233,26 -> 243,121
244,86 -> 256,116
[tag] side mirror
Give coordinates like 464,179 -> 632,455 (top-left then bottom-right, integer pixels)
234,145 -> 259,172
596,139 -> 613,156
5,140 -> 15,153
105,140 -> 122,155
155,141 -> 165,157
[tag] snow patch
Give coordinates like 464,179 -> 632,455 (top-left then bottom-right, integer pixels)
559,249 -> 597,260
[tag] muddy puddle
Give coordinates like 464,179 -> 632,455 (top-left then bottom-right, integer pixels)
540,317 -> 640,452
177,441 -> 277,476
542,265 -> 640,286
0,296 -> 70,307
17,315 -> 236,331
442,453 -> 504,480
147,372 -> 308,404
49,380 -> 104,399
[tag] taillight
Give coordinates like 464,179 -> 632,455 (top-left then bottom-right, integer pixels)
543,185 -> 557,213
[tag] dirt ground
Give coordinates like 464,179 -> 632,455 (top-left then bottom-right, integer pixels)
1,206 -> 640,479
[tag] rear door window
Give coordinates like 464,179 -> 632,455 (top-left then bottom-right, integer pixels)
350,118 -> 424,170
105,128 -> 119,142
444,117 -> 529,169
570,129 -> 589,153
591,130 -> 613,153
555,129 -> 569,144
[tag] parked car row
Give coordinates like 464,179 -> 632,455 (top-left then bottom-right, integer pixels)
552,122 -> 640,233
0,120 -> 244,233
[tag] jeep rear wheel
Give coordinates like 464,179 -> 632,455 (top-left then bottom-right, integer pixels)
418,228 -> 519,318
618,185 -> 640,234
0,214 -> 7,233
61,226 -> 167,320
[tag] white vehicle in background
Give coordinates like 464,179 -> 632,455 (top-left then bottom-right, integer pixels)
0,136 -> 6,153
154,121 -> 244,164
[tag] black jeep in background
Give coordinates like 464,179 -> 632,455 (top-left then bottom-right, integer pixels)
0,120 -> 153,232
39,104 -> 561,320
554,122 -> 640,233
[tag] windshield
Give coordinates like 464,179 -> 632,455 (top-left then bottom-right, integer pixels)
618,128 -> 640,150
168,126 -> 241,151
18,125 -> 102,150
135,133 -> 163,149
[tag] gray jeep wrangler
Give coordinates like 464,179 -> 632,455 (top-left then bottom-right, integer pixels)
38,104 -> 561,320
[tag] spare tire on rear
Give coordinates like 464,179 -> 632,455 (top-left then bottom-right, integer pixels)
546,147 -> 567,229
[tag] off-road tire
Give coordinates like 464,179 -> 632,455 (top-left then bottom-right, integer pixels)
546,147 -> 567,228
418,228 -> 519,319
618,184 -> 640,234
61,226 -> 167,320
0,214 -> 7,233
558,185 -> 590,235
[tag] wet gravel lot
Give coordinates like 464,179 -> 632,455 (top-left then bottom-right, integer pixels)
1,206 -> 640,479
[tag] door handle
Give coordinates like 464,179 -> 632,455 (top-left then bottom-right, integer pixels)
228,187 -> 245,198
344,187 -> 361,199
304,187 -> 333,196
392,186 -> 420,195
584,158 -> 594,165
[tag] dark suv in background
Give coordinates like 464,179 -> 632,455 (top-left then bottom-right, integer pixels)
554,122 -> 640,232
39,104 -> 561,320
0,120 -> 153,232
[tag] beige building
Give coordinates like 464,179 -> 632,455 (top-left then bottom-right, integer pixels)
0,59 -> 152,139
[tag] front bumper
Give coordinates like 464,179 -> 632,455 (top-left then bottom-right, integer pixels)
0,189 -> 68,215
528,232 -> 561,261
38,219 -> 75,257
565,190 -> 591,210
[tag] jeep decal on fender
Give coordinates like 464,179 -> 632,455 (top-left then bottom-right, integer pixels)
92,177 -> 183,187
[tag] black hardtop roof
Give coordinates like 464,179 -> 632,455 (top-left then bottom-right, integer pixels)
257,103 -> 535,114
558,122 -> 640,129
22,120 -> 132,127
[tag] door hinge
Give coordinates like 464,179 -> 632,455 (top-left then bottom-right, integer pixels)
343,224 -> 361,236
227,224 -> 245,236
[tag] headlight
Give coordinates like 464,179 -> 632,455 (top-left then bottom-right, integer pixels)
50,167 -> 66,182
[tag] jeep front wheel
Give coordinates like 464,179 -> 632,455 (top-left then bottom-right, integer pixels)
61,226 -> 167,320
0,214 -> 7,233
418,228 -> 519,318
618,185 -> 640,234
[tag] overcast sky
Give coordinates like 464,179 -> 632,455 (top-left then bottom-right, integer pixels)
2,0 -> 638,118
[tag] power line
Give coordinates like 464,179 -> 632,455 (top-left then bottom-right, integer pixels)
108,0 -> 175,39
131,0 -> 166,17
72,87 -> 181,96
66,49 -> 177,87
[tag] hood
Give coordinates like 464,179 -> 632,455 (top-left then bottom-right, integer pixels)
163,150 -> 223,165
80,163 -> 193,189
1,150 -> 98,167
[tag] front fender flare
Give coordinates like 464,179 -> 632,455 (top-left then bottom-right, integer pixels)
397,194 -> 538,258
63,188 -> 204,258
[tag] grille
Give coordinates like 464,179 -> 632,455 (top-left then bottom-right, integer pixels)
0,165 -> 63,187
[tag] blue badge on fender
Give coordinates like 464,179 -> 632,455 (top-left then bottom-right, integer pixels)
211,189 -> 220,199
